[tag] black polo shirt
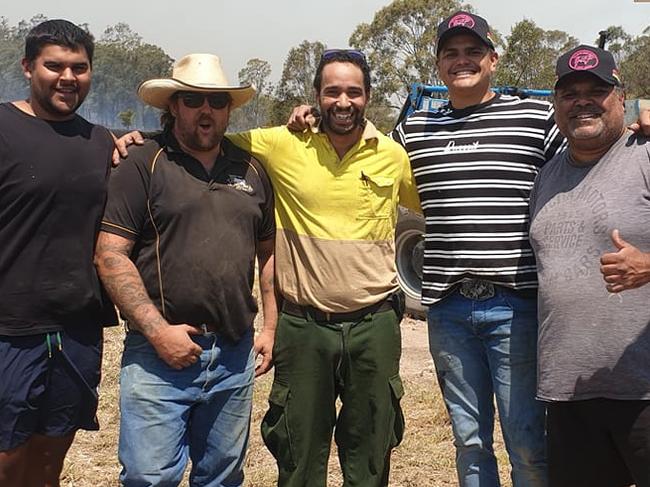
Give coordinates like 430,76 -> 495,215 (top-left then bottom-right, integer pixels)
101,132 -> 275,341
0,103 -> 117,336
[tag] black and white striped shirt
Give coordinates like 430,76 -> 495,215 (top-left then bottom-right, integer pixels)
393,94 -> 566,304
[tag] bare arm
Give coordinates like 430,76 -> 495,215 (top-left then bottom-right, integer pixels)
94,231 -> 202,369
253,237 -> 277,377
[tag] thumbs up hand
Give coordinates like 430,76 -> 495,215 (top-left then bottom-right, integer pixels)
599,229 -> 650,293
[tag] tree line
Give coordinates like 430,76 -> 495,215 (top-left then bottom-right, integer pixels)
2,1 -> 649,132
0,15 -> 173,130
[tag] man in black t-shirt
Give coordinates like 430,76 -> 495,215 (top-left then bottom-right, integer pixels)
94,54 -> 277,486
0,19 -> 116,486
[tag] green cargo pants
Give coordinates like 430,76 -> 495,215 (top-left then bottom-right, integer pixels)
261,307 -> 405,487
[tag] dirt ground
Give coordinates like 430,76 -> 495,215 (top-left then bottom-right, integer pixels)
399,317 -> 436,378
61,317 -> 510,486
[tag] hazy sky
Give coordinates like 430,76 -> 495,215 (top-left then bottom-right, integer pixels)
3,0 -> 649,84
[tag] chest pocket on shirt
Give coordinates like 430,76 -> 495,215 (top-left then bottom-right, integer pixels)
358,175 -> 394,220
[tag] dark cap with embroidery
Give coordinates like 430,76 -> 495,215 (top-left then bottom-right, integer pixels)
436,11 -> 495,55
555,45 -> 622,88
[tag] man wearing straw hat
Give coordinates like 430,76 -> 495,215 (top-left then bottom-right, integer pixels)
116,49 -> 420,486
94,53 -> 277,487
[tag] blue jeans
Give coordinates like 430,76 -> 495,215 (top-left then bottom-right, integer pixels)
118,329 -> 255,487
427,287 -> 547,487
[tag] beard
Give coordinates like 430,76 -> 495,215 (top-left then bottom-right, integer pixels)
182,130 -> 223,152
321,106 -> 365,135
175,115 -> 225,152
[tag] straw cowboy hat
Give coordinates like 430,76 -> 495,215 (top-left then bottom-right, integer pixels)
138,53 -> 255,109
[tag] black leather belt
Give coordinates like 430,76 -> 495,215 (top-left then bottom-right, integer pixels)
282,299 -> 393,323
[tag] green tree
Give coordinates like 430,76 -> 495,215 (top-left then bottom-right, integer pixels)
239,58 -> 272,96
0,16 -> 173,129
231,58 -> 273,130
118,108 -> 136,129
596,26 -> 632,65
620,26 -> 650,98
365,100 -> 399,133
0,15 -> 51,102
100,22 -> 142,48
83,23 -> 173,129
14,14 -> 48,39
349,0 -> 478,107
0,20 -> 25,102
270,40 -> 325,125
495,19 -> 578,89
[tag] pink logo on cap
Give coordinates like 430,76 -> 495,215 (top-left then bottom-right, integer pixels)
449,14 -> 475,29
568,49 -> 599,71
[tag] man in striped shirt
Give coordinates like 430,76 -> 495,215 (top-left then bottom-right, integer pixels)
392,11 -> 564,487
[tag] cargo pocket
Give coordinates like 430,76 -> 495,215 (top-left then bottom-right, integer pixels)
370,373 -> 406,475
261,381 -> 296,471
358,175 -> 394,220
388,374 -> 405,448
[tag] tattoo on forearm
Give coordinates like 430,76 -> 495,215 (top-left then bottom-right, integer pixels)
95,236 -> 167,336
262,275 -> 275,292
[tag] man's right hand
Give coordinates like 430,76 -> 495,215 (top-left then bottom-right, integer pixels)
287,105 -> 319,132
148,324 -> 203,369
111,130 -> 145,166
600,229 -> 650,293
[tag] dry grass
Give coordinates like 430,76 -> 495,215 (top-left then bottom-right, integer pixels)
61,319 -> 511,486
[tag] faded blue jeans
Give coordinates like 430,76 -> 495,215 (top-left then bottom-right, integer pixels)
118,329 -> 255,487
427,287 -> 547,487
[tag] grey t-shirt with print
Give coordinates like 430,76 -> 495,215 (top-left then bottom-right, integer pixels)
529,131 -> 650,401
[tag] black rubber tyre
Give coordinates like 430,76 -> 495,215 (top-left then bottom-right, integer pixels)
395,208 -> 427,320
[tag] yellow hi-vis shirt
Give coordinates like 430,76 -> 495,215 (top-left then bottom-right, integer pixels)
227,121 -> 421,313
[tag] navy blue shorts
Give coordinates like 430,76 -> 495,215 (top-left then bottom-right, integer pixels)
0,325 -> 103,451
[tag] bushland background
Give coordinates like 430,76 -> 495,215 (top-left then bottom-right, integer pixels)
2,1 -> 649,133
5,1 -> 649,483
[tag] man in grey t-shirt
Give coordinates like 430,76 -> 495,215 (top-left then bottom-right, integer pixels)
529,45 -> 650,487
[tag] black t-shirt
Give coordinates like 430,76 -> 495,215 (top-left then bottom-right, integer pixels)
101,132 -> 275,341
0,103 -> 117,335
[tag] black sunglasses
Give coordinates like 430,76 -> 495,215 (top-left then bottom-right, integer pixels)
321,49 -> 367,63
176,92 -> 231,109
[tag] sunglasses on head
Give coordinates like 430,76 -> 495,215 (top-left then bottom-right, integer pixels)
321,49 -> 367,63
176,92 -> 231,109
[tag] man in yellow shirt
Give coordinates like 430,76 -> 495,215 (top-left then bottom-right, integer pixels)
228,50 -> 419,487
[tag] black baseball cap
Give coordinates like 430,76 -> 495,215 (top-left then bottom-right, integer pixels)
436,11 -> 495,55
555,45 -> 622,88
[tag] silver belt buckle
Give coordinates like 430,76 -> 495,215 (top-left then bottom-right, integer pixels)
459,279 -> 495,301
